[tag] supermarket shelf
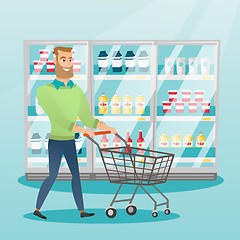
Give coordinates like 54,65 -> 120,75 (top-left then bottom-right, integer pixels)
94,75 -> 151,81
158,75 -> 214,81
29,75 -> 86,81
157,116 -> 215,122
96,116 -> 150,122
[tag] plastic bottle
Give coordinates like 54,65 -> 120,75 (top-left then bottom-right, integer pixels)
111,93 -> 121,114
101,134 -> 109,154
123,93 -> 132,114
172,133 -> 181,147
196,132 -> 206,147
137,130 -> 145,154
31,133 -> 41,154
159,133 -> 169,148
125,130 -> 132,154
35,96 -> 44,115
183,133 -> 193,148
99,93 -> 108,114
135,93 -> 145,114
113,131 -> 121,152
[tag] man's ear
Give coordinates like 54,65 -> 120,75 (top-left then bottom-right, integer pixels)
53,57 -> 57,65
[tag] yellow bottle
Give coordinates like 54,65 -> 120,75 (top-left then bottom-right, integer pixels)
172,133 -> 181,147
135,93 -> 145,114
111,93 -> 121,114
123,93 -> 132,114
99,93 -> 108,114
159,133 -> 169,148
183,133 -> 193,148
196,132 -> 206,147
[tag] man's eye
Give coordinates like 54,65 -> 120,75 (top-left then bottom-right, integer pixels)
68,59 -> 72,62
61,59 -> 65,62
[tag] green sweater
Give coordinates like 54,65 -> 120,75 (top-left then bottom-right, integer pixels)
37,83 -> 99,140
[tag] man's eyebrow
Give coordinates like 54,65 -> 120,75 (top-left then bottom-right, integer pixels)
60,56 -> 66,59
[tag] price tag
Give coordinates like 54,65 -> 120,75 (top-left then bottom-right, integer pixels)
202,76 -> 211,80
202,117 -> 211,121
203,159 -> 211,162
136,76 -> 146,80
137,117 -> 145,121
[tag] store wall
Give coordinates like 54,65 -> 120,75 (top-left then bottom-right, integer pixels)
0,0 -> 239,181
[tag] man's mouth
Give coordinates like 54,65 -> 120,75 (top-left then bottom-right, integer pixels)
63,68 -> 70,71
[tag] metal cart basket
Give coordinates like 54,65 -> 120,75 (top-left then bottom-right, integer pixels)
84,131 -> 174,218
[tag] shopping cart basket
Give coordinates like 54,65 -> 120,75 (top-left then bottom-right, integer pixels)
84,131 -> 174,218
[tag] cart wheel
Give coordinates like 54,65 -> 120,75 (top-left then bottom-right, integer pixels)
126,204 -> 137,216
152,210 -> 158,218
106,207 -> 117,218
164,208 -> 170,215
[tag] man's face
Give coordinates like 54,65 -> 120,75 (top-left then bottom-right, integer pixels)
54,50 -> 74,79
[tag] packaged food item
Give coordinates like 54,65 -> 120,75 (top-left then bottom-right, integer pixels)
123,93 -> 132,114
75,133 -> 82,154
101,134 -> 109,154
165,57 -> 174,75
99,93 -> 108,114
35,96 -> 44,115
135,93 -> 145,114
172,133 -> 181,147
201,101 -> 211,113
125,51 -> 135,72
137,130 -> 145,154
138,51 -> 149,72
162,101 -> 172,113
188,101 -> 198,113
189,58 -> 198,75
196,132 -> 206,147
33,61 -> 43,73
195,90 -> 204,102
98,50 -> 108,72
182,90 -> 191,102
169,90 -> 178,102
39,49 -> 49,61
175,101 -> 184,113
111,93 -> 121,114
183,133 -> 193,147
112,51 -> 122,72
46,61 -> 55,73
31,133 -> 41,154
177,57 -> 185,75
73,61 -> 81,72
71,49 -> 75,61
159,133 -> 169,148
125,130 -> 132,154
113,131 -> 121,152
201,57 -> 210,75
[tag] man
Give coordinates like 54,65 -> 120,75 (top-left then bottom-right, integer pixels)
33,46 -> 116,219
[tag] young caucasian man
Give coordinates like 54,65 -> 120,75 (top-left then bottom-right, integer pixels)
33,46 -> 116,219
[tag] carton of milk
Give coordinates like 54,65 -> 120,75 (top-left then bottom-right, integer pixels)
112,51 -> 122,72
98,51 -> 108,72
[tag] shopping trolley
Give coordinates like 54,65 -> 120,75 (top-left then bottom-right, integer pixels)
84,131 -> 174,218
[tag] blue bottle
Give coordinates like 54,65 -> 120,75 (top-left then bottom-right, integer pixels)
98,51 -> 108,72
112,51 -> 122,72
125,51 -> 135,72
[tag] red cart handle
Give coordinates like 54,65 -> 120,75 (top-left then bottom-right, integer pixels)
83,130 -> 111,137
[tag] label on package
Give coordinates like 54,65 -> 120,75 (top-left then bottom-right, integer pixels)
111,101 -> 121,108
196,141 -> 205,147
136,101 -> 145,108
159,141 -> 169,147
137,142 -> 145,148
184,141 -> 193,147
99,102 -> 108,108
123,102 -> 132,108
172,141 -> 181,147
101,142 -> 108,148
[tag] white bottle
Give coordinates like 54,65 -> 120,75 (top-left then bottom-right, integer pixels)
201,57 -> 210,75
31,133 -> 42,154
35,96 -> 44,115
189,58 -> 198,75
165,57 -> 174,75
177,57 -> 185,75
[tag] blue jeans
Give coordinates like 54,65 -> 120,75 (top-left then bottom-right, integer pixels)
36,139 -> 84,211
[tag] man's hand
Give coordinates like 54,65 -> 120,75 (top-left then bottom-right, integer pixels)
97,121 -> 117,134
83,129 -> 95,137
109,127 -> 117,134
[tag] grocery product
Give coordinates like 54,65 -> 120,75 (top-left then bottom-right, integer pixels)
189,58 -> 198,75
112,51 -> 122,72
98,93 -> 108,114
183,133 -> 193,147
98,50 -> 108,72
201,101 -> 211,113
39,49 -> 49,61
201,57 -> 210,75
162,101 -> 172,113
71,49 -> 75,61
33,61 -> 43,73
177,57 -> 185,75
111,93 -> 121,114
138,51 -> 149,72
46,61 -> 55,73
125,51 -> 135,72
196,132 -> 206,147
188,101 -> 197,113
175,101 -> 184,113
165,57 -> 174,75
168,90 -> 178,102
123,93 -> 132,114
31,133 -> 41,154
113,131 -> 121,152
45,133 -> 50,154
125,130 -> 132,153
135,93 -> 145,114
137,130 -> 145,154
101,134 -> 109,154
35,96 -> 44,115
182,90 -> 191,102
195,90 -> 204,102
75,133 -> 82,154
73,61 -> 81,72
159,133 -> 169,148
172,133 -> 181,147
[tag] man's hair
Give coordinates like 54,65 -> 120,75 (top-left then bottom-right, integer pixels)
54,46 -> 72,59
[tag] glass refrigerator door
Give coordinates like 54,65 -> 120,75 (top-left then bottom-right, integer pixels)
156,43 -> 217,176
26,41 -> 91,174
92,41 -> 154,172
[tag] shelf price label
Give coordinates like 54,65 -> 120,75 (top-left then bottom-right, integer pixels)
202,76 -> 211,80
202,117 -> 211,121
137,117 -> 145,121
136,76 -> 146,80
203,159 -> 211,162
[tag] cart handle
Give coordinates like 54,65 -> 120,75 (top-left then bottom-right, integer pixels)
83,130 -> 111,137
